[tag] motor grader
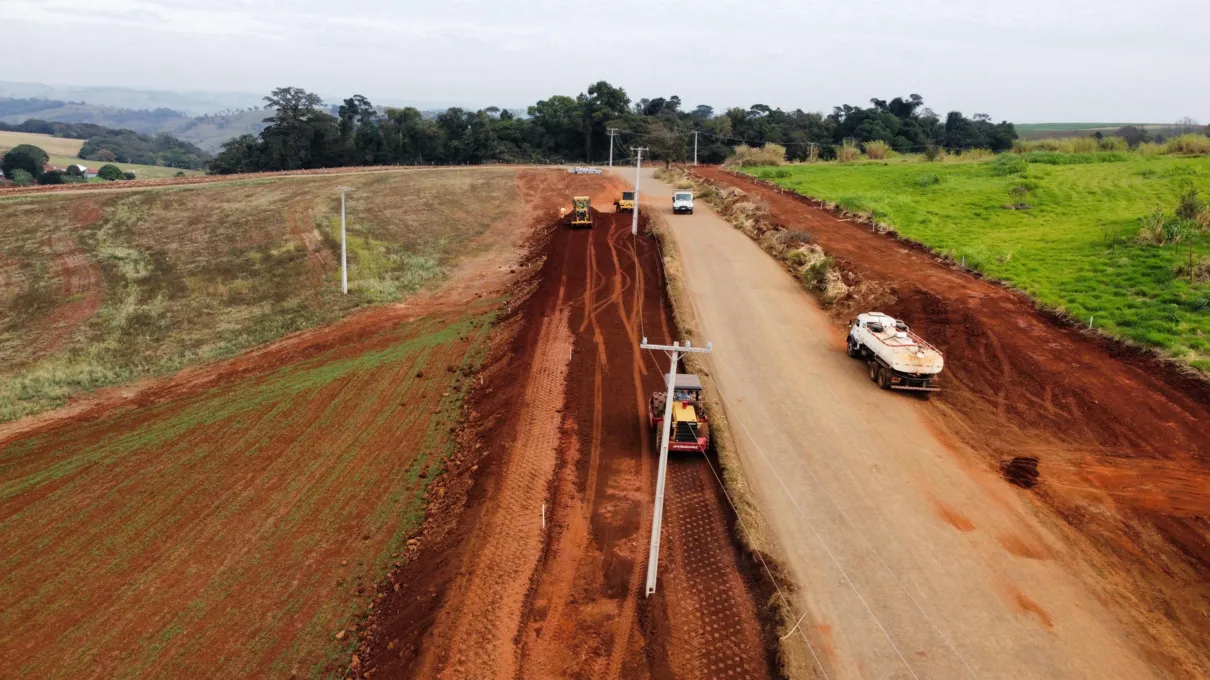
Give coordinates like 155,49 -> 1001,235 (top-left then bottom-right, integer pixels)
648,374 -> 709,453
567,196 -> 593,228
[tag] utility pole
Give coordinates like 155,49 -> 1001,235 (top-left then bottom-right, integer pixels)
693,131 -> 699,166
639,337 -> 712,597
337,186 -> 352,294
607,128 -> 618,171
631,147 -> 647,236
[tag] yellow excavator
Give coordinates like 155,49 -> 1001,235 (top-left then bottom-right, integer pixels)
567,196 -> 593,228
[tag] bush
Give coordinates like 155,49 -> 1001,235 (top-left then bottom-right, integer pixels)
834,140 -> 860,163
10,169 -> 33,186
38,170 -> 64,185
864,140 -> 890,160
1176,184 -> 1205,222
122,171 -> 137,180
97,164 -> 124,181
174,171 -> 186,177
1138,206 -> 1196,245
1069,136 -> 1099,153
1098,136 -> 1129,152
990,154 -> 1027,176
1166,134 -> 1210,155
916,173 -> 942,187
1137,142 -> 1166,157
724,143 -> 786,167
65,165 -> 85,177
924,145 -> 944,162
2,144 -> 48,180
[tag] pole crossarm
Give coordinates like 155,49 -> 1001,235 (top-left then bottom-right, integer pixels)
639,337 -> 712,597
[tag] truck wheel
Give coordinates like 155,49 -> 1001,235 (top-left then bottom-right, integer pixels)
877,367 -> 892,390
847,340 -> 861,358
868,360 -> 879,382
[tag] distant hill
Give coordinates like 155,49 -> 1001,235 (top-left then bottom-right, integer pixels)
0,81 -> 262,115
0,97 -> 265,152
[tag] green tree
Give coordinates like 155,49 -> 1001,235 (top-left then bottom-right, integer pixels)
260,87 -> 333,170
65,164 -> 85,178
38,170 -> 65,185
2,144 -> 48,180
10,169 -> 33,186
97,164 -> 123,181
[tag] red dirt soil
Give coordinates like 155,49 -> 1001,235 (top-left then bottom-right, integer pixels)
695,165 -> 1210,678
355,203 -> 779,678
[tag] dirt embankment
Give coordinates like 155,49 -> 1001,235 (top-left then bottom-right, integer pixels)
355,196 -> 780,677
694,165 -> 1210,678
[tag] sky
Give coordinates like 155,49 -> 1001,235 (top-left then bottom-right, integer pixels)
1,0 -> 1207,122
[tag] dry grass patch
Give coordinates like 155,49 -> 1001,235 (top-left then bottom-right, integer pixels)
0,168 -> 522,420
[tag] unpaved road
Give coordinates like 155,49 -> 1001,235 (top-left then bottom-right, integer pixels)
644,168 -> 1157,679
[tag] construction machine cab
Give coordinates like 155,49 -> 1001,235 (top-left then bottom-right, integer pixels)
569,196 -> 593,228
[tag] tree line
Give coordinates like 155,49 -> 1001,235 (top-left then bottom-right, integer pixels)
209,84 -> 1021,174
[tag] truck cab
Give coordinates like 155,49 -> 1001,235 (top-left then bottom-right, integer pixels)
672,191 -> 694,215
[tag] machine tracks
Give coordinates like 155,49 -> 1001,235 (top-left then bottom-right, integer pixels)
361,198 -> 777,679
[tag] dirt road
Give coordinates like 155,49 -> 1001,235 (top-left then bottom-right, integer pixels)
644,169 -> 1158,679
357,176 -> 777,678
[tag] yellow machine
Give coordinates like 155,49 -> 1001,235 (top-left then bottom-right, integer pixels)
614,191 -> 635,213
568,196 -> 593,228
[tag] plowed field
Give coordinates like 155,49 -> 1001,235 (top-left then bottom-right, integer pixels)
695,165 -> 1210,678
0,168 -> 631,678
356,206 -> 779,678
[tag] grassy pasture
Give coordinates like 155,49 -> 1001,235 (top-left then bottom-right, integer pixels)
747,156 -> 1210,367
0,305 -> 494,678
0,167 -> 521,420
0,130 -> 201,179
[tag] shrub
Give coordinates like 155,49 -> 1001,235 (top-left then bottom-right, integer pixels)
65,165 -> 85,177
122,171 -> 137,180
1137,142 -> 1166,157
864,140 -> 890,160
38,170 -> 65,185
10,169 -> 33,186
1137,207 -> 1196,245
1069,136 -> 1099,153
1176,184 -> 1205,222
1166,134 -> 1210,155
916,173 -> 942,187
1098,136 -> 1129,152
834,140 -> 860,163
96,164 -> 123,181
175,171 -> 186,178
2,144 -> 48,180
924,145 -> 944,162
724,143 -> 786,167
990,154 -> 1027,176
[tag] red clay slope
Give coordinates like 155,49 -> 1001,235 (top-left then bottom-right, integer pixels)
696,165 -> 1210,678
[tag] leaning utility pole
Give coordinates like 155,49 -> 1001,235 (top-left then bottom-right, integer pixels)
640,337 -> 712,597
693,131 -> 699,166
607,128 -> 618,170
631,147 -> 647,236
337,186 -> 353,294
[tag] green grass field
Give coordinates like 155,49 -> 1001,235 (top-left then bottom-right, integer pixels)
0,130 -> 201,179
746,155 -> 1210,367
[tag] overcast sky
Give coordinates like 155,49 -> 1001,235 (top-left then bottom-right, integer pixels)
1,0 -> 1207,122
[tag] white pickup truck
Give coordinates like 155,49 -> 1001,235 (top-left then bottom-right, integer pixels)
847,312 -> 944,392
672,191 -> 694,214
